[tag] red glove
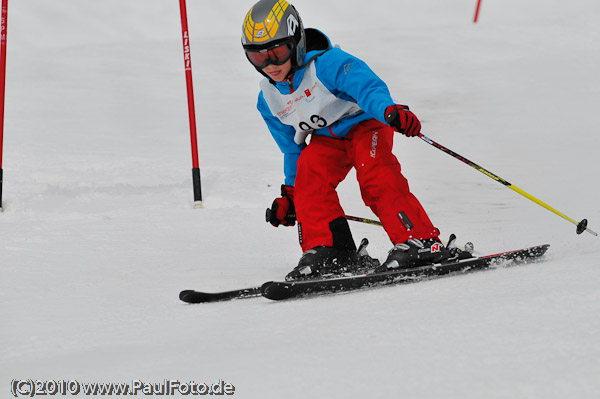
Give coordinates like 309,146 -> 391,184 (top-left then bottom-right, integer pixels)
385,105 -> 421,137
265,185 -> 296,227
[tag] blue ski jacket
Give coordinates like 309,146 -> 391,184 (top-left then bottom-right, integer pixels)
256,29 -> 396,186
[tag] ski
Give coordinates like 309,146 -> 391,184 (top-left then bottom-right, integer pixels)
260,244 -> 550,301
178,237 -> 377,304
179,287 -> 262,303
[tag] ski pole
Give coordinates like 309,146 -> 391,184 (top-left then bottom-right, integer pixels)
345,215 -> 383,227
264,206 -> 383,228
178,0 -> 202,208
417,133 -> 597,236
0,0 -> 8,212
473,0 -> 483,23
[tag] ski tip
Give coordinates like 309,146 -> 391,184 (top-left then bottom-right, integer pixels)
179,290 -> 194,302
260,281 -> 293,301
260,281 -> 275,297
515,243 -> 550,260
179,290 -> 200,303
179,290 -> 215,304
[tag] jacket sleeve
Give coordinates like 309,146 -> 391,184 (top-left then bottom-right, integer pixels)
257,91 -> 306,186
315,48 -> 395,124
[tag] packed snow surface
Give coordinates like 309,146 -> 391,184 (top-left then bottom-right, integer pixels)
1,1 -> 599,398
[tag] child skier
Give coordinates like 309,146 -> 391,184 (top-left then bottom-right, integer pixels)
242,0 -> 469,281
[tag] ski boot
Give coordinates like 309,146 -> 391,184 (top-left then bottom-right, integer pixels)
285,238 -> 380,281
375,234 -> 473,273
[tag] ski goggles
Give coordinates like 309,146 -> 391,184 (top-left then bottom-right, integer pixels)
244,42 -> 294,69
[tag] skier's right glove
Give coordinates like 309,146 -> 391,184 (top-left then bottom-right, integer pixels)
265,185 -> 296,227
385,104 -> 421,137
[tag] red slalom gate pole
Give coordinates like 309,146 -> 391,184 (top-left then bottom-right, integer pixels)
0,0 -> 8,212
473,0 -> 482,23
179,0 -> 202,208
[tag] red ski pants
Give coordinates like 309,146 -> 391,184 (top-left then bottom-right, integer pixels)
294,119 -> 440,252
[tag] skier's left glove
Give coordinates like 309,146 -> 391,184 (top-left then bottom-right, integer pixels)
385,104 -> 421,137
265,185 -> 296,227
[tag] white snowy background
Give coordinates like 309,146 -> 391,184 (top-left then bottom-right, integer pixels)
1,0 -> 599,398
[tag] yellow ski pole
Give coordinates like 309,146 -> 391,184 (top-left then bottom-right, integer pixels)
345,215 -> 383,227
418,133 -> 597,237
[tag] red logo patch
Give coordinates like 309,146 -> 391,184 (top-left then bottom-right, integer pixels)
431,243 -> 442,253
304,89 -> 311,97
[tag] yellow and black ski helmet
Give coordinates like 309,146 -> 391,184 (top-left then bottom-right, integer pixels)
242,0 -> 306,72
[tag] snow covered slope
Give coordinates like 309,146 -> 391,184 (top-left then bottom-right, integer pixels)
1,0 -> 599,398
